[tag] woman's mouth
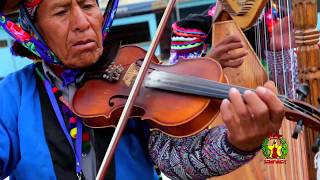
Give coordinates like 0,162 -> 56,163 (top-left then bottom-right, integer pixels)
72,39 -> 97,51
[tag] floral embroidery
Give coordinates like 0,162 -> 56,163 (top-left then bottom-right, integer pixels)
149,126 -> 256,180
6,21 -> 31,42
24,0 -> 42,19
23,42 -> 40,57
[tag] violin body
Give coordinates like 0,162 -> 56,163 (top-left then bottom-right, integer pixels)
73,46 -> 320,137
73,46 -> 226,137
73,45 -> 320,180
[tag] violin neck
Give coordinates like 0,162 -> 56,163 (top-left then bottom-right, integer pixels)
145,70 -> 286,102
145,70 -> 320,131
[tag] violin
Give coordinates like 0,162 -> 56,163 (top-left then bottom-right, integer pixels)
73,45 -> 320,136
71,0 -> 320,179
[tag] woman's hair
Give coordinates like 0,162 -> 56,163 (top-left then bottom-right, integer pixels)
11,41 -> 39,60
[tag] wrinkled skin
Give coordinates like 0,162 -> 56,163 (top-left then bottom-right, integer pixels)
221,81 -> 284,151
36,0 -> 104,69
207,35 -> 248,68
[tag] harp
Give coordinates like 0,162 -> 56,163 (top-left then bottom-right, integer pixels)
210,0 -> 320,179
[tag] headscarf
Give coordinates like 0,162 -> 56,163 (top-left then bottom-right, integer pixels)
0,0 -> 120,84
24,0 -> 41,18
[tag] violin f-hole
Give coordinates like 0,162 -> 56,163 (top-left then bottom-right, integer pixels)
109,95 -> 129,106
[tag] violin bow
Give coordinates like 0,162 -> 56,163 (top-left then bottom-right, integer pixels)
101,0 -> 120,40
96,0 -> 177,179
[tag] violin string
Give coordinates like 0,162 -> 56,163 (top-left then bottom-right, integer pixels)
147,70 -> 310,117
158,70 -> 315,117
147,71 -> 316,118
149,73 -> 313,118
168,76 -> 314,118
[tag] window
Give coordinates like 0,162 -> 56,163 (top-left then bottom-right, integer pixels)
0,40 -> 8,48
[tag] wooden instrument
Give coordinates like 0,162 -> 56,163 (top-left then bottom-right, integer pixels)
293,0 -> 320,179
92,1 -> 178,179
213,0 -> 320,179
73,45 -> 320,136
219,0 -> 269,30
71,1 -> 320,180
211,2 -> 269,179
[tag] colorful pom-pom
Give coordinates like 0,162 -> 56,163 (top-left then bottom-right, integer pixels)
82,132 -> 90,142
70,128 -> 77,139
69,117 -> 77,124
52,87 -> 58,93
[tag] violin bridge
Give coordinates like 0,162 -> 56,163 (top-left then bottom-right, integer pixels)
122,63 -> 139,87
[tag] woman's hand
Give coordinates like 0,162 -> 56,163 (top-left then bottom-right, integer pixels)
207,35 -> 248,68
220,81 -> 285,151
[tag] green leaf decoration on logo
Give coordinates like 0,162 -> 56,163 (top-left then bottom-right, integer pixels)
280,137 -> 288,159
262,138 -> 270,158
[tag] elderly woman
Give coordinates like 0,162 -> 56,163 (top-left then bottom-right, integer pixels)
0,0 -> 284,179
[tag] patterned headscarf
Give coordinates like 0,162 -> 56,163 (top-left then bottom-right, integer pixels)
24,0 -> 41,18
2,0 -> 119,59
0,0 -> 119,85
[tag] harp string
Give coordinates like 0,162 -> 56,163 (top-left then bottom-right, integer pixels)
261,1 -> 306,180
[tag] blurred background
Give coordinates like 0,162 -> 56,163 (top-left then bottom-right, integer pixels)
0,0 -> 214,79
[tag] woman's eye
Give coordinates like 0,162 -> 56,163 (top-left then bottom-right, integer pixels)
83,4 -> 94,9
54,10 -> 67,16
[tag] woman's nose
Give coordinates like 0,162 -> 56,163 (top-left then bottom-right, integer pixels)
70,6 -> 90,33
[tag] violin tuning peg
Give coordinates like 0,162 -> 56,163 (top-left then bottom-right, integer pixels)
292,120 -> 304,139
296,83 -> 310,101
312,136 -> 320,153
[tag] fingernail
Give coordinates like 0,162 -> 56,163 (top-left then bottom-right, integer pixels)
230,88 -> 239,94
257,86 -> 266,94
244,90 -> 253,95
222,99 -> 230,105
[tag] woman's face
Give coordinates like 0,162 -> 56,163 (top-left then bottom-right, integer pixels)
36,0 -> 104,68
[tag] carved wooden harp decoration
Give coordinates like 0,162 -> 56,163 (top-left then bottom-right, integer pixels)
293,0 -> 320,179
211,0 -> 320,180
